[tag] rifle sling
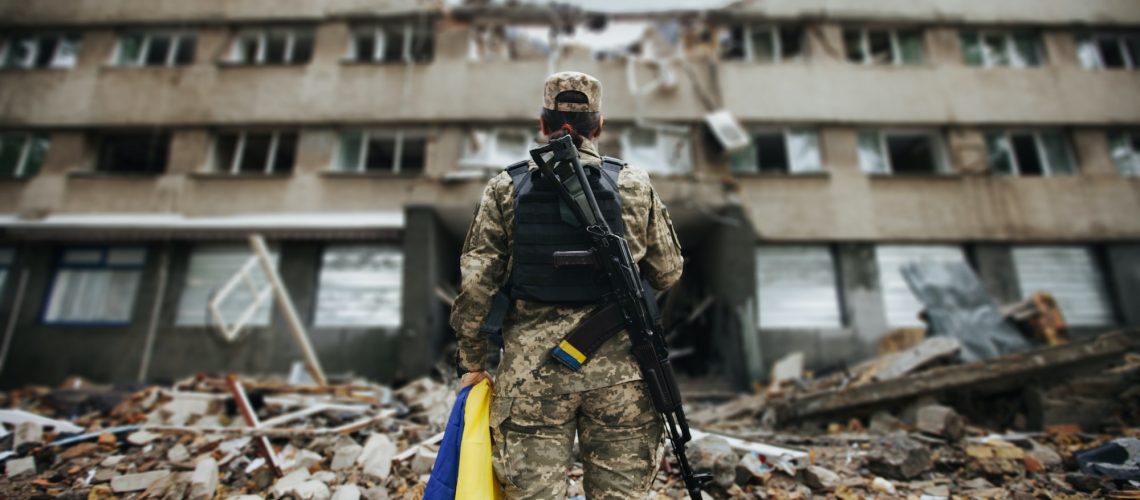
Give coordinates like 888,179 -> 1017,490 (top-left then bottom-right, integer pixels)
550,301 -> 626,371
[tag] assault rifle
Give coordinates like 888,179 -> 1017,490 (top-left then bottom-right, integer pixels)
529,135 -> 712,500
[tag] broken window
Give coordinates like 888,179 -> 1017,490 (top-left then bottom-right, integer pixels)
984,130 -> 1075,176
95,132 -> 171,174
213,131 -> 297,174
1108,129 -> 1140,176
0,33 -> 81,69
844,27 -> 923,65
314,245 -> 402,328
730,129 -> 821,174
719,24 -> 805,62
468,24 -> 553,62
858,130 -> 946,175
621,127 -> 693,175
43,247 -> 146,325
960,31 -> 1044,68
1076,32 -> 1140,70
0,132 -> 49,178
876,245 -> 968,328
1012,246 -> 1114,326
228,28 -> 314,65
756,246 -> 842,329
337,129 -> 426,174
176,245 -> 278,327
349,23 -> 433,63
0,248 -> 12,298
115,31 -> 196,66
459,127 -> 536,169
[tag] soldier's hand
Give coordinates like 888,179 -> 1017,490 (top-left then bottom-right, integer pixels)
459,370 -> 492,390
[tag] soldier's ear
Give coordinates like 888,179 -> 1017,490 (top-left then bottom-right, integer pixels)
593,115 -> 605,138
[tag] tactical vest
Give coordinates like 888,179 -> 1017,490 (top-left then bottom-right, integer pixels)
506,156 -> 626,304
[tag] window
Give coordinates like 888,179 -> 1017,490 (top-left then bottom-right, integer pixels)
730,129 -> 821,174
0,33 -> 81,69
228,28 -> 314,65
315,246 -> 402,328
1012,246 -> 1113,326
0,248 -> 12,298
337,130 -> 426,174
177,245 -> 278,326
44,247 -> 145,325
844,28 -> 924,65
960,31 -> 1044,68
756,246 -> 842,329
0,133 -> 49,178
1108,130 -> 1140,176
984,130 -> 1075,176
876,245 -> 967,328
858,130 -> 946,175
621,127 -> 693,175
720,25 -> 805,62
213,131 -> 297,174
95,132 -> 171,174
459,128 -> 536,169
349,23 -> 433,63
115,32 -> 196,67
1077,32 -> 1140,70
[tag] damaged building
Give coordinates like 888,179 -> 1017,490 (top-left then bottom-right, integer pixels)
0,0 -> 1138,389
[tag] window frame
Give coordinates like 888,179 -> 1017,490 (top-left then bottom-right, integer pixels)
845,27 -> 924,66
984,129 -> 1077,176
227,27 -> 313,65
755,245 -> 844,329
93,131 -> 172,175
212,130 -> 297,174
0,132 -> 49,178
348,23 -> 432,63
859,129 -> 949,175
114,30 -> 196,67
960,30 -> 1044,68
0,33 -> 81,69
725,24 -> 805,63
175,244 -> 279,328
732,127 -> 823,174
335,129 -> 427,174
619,126 -> 693,175
1077,32 -> 1139,70
313,244 -> 403,329
42,246 -> 147,326
458,126 -> 537,169
1108,129 -> 1140,176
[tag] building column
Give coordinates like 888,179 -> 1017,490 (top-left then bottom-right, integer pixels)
973,244 -> 1022,304
1106,244 -> 1140,327
837,243 -> 887,359
400,206 -> 458,379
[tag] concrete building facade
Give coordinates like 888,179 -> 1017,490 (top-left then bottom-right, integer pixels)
0,0 -> 1138,388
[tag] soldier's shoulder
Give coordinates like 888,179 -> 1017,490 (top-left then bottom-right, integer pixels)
615,161 -> 653,194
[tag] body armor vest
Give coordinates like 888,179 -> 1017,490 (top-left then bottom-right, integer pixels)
506,156 -> 626,304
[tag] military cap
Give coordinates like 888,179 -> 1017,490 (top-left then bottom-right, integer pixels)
543,71 -> 602,113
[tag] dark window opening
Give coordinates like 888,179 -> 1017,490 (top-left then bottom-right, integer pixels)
264,33 -> 288,64
145,36 -> 171,65
1011,134 -> 1044,175
173,36 -> 195,65
779,26 -> 804,59
97,133 -> 170,174
354,33 -> 376,61
754,133 -> 789,172
409,27 -> 434,62
721,26 -> 746,60
34,37 -> 58,67
382,30 -> 405,62
401,137 -> 426,173
273,133 -> 297,172
843,29 -> 862,62
291,34 -> 314,63
365,137 -> 397,171
886,135 -> 938,174
1098,38 -> 1126,68
868,30 -> 892,64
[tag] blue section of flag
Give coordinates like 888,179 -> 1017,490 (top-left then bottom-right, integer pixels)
423,385 -> 474,500
552,347 -> 583,370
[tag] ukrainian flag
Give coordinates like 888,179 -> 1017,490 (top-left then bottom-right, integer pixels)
424,380 -> 502,500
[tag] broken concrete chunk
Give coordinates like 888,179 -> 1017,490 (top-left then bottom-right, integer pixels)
869,410 -> 904,435
167,443 -> 191,463
331,484 -> 362,500
127,430 -> 160,446
361,486 -> 390,500
189,457 -> 219,500
867,434 -> 932,480
410,447 -> 437,476
1027,440 -> 1062,469
110,469 -> 172,493
870,476 -> 896,494
689,436 -> 738,487
801,465 -> 840,491
6,456 -> 36,478
100,455 -> 125,467
356,434 -> 396,481
312,470 -> 337,483
287,480 -> 331,500
14,421 -> 43,449
734,452 -> 768,485
269,468 -> 312,498
330,437 -> 363,471
916,404 -> 964,441
770,351 -> 804,385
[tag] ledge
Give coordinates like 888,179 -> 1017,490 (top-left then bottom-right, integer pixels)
68,171 -> 165,179
866,172 -> 964,180
732,171 -> 831,179
319,170 -> 421,179
189,172 -> 294,180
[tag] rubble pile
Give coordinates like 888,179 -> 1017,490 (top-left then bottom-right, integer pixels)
0,374 -> 455,499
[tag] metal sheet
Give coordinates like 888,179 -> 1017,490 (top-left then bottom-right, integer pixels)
756,246 -> 841,329
1012,246 -> 1114,326
876,245 -> 967,328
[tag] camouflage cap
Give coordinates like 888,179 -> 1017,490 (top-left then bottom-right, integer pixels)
543,71 -> 602,113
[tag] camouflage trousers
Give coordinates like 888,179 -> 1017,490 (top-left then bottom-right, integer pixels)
489,380 -> 664,499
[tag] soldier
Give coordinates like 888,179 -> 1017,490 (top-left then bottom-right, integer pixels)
450,71 -> 684,499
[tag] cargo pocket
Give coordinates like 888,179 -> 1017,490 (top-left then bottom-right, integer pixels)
488,396 -> 518,491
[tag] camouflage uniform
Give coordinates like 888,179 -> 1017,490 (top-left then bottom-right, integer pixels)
450,72 -> 684,499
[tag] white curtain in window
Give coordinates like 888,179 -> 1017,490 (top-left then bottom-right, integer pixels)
756,246 -> 842,328
315,246 -> 403,328
45,269 -> 141,323
857,131 -> 887,173
177,246 -> 277,326
1013,247 -> 1113,327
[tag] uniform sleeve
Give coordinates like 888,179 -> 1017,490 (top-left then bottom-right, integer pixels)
640,187 -> 684,290
449,175 -> 512,372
